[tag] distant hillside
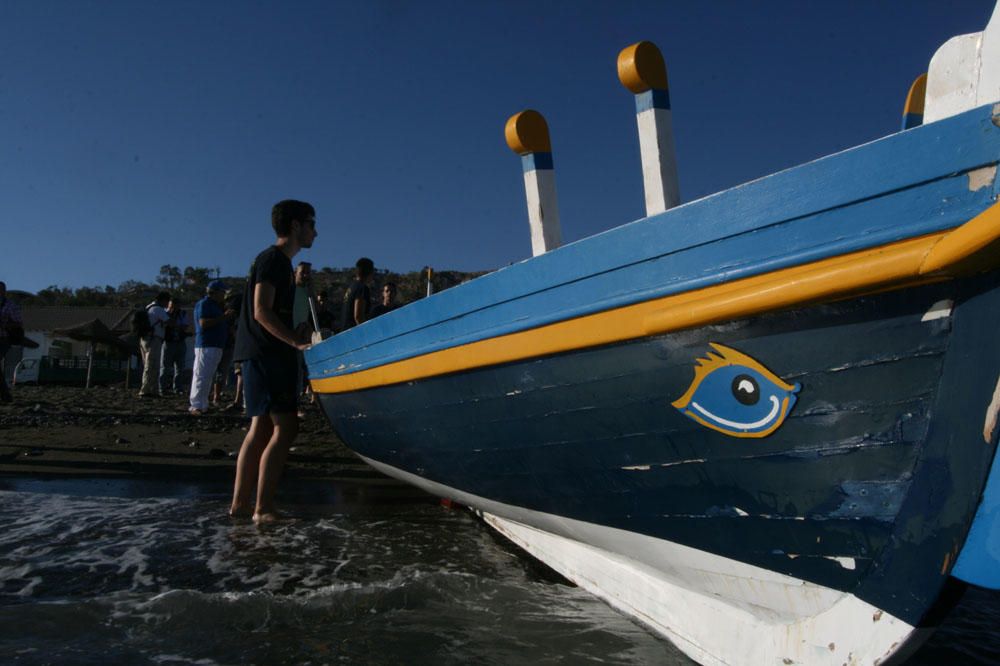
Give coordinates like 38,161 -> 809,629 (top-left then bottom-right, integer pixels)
17,265 -> 490,308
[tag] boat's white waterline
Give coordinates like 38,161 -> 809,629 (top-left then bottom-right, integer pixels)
360,455 -> 918,666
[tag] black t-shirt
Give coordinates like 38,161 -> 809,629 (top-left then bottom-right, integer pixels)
369,302 -> 397,318
339,281 -> 371,332
234,246 -> 295,362
317,306 -> 335,330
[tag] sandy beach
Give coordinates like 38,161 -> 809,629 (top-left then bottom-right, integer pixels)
0,384 -> 392,484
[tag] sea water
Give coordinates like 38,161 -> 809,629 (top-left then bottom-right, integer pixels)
0,478 -> 996,665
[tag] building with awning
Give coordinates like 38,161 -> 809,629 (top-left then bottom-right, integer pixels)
8,306 -> 134,384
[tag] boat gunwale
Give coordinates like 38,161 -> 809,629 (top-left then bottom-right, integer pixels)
307,103 -> 1000,392
310,215 -> 1000,394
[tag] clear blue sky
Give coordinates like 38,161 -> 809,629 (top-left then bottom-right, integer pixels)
2,0 -> 995,293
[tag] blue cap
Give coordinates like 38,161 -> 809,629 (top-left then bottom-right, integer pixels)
207,280 -> 228,292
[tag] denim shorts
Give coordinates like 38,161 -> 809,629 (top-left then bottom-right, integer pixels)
242,356 -> 297,417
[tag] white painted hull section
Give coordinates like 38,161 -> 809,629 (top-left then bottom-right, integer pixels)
360,455 -> 919,666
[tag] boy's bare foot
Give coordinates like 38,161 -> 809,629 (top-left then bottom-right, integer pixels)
253,511 -> 282,524
229,505 -> 252,518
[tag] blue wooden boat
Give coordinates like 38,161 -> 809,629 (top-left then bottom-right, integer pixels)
307,8 -> 1000,665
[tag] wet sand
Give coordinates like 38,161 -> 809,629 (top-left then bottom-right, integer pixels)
0,384 -> 393,485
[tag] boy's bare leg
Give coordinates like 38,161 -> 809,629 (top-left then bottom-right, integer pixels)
253,411 -> 298,523
230,415 -> 274,517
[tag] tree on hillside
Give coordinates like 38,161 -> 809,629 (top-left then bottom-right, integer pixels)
34,285 -> 74,305
18,266 -> 487,308
156,265 -> 182,290
182,266 -> 212,292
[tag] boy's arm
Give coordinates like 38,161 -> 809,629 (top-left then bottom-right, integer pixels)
255,282 -> 309,350
353,296 -> 367,326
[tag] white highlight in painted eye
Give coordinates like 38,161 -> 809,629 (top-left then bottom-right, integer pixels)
690,395 -> 780,430
737,379 -> 755,394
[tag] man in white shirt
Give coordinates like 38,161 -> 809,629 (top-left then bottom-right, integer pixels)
139,291 -> 171,398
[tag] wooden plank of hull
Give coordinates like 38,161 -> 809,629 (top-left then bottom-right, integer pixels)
315,272 -> 1000,656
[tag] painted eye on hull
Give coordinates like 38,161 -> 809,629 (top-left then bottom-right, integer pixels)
672,343 -> 800,438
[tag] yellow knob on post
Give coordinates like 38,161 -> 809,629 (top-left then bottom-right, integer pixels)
505,110 -> 552,155
617,41 -> 669,93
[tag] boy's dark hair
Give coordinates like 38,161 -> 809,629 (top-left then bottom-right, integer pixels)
272,200 -> 316,237
156,291 -> 171,305
355,257 -> 375,279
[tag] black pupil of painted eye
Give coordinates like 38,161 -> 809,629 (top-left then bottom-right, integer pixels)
731,374 -> 759,405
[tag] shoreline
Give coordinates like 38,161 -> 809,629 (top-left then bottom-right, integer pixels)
0,384 -> 399,486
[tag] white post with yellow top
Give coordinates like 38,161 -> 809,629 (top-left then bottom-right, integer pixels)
505,110 -> 562,257
618,41 -> 680,216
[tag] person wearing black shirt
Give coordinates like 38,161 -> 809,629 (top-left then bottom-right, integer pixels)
315,289 -> 336,333
339,257 -> 375,331
370,281 -> 399,318
230,199 -> 317,523
159,297 -> 192,395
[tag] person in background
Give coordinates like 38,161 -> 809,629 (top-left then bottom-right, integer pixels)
292,262 -> 315,413
0,281 -> 23,403
339,257 -> 374,332
230,199 -> 317,523
292,262 -> 313,334
139,291 -> 171,398
369,281 -> 399,318
212,288 -> 242,406
314,289 -> 335,333
218,289 -> 244,411
189,281 -> 234,415
226,361 -> 244,413
160,297 -> 192,395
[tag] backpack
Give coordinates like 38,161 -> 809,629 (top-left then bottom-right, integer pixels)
130,306 -> 153,338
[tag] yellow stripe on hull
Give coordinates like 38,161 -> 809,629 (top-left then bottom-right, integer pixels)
312,203 -> 1000,395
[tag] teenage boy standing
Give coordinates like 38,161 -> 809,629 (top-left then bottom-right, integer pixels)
230,200 -> 317,523
339,257 -> 375,331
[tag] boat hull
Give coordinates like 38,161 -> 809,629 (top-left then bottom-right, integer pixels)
307,105 -> 1000,664
315,273 -> 1000,663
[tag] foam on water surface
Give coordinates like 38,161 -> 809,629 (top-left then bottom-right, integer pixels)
0,481 -> 683,665
0,479 -> 996,665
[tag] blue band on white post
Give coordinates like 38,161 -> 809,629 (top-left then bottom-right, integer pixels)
635,89 -> 671,114
522,152 -> 554,172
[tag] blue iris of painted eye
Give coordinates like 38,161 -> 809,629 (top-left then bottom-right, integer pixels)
672,343 -> 801,438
